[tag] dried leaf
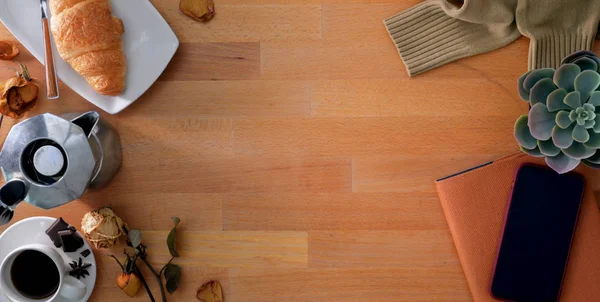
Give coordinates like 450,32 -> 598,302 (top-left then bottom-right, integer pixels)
197,281 -> 223,302
0,41 -> 18,60
163,263 -> 181,294
18,63 -> 31,81
128,229 -> 142,248
167,217 -> 180,258
180,0 -> 215,22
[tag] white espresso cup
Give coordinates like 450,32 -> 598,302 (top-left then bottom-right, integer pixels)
0,244 -> 86,301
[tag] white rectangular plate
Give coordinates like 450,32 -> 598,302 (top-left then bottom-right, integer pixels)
0,0 -> 179,114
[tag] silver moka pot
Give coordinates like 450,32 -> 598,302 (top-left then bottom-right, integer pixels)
0,111 -> 122,225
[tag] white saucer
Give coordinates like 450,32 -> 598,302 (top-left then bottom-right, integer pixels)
0,217 -> 96,302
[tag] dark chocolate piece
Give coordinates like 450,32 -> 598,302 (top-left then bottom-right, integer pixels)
68,258 -> 92,279
45,217 -> 69,248
58,229 -> 84,253
80,249 -> 91,258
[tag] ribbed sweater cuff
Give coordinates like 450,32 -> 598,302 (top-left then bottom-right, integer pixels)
529,32 -> 595,70
384,1 -> 518,76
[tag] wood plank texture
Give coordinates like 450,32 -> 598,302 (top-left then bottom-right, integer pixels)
223,192 -> 449,231
142,231 -> 308,268
0,0 -> 575,301
308,230 -> 459,268
311,79 -> 526,117
228,267 -> 471,301
127,80 -> 312,117
231,117 -> 519,156
159,43 -> 261,81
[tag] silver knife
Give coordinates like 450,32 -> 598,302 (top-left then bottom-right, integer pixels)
40,0 -> 59,99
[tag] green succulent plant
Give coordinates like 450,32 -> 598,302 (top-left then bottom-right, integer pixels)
515,51 -> 600,173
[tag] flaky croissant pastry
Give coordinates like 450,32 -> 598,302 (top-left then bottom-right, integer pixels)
50,0 -> 126,95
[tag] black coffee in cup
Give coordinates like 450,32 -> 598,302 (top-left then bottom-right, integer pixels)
10,250 -> 60,299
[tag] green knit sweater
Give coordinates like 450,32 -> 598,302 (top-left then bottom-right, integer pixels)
384,0 -> 600,76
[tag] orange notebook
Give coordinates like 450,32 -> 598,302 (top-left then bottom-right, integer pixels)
436,153 -> 600,301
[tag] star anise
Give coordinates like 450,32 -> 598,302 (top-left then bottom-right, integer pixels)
69,257 -> 91,279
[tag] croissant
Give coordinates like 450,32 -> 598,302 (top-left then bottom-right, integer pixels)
49,0 -> 126,96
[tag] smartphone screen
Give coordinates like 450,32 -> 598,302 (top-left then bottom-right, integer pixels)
491,165 -> 585,302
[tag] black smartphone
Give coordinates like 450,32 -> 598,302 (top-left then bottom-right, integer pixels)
491,164 -> 585,302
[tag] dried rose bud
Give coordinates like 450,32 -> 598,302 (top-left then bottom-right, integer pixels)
180,0 -> 215,22
0,41 -> 18,60
81,207 -> 128,249
117,272 -> 141,297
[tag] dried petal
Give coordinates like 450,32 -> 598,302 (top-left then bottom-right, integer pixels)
118,272 -> 141,297
0,75 -> 38,119
17,84 -> 38,103
197,280 -> 223,302
180,0 -> 215,22
117,272 -> 130,289
7,88 -> 21,111
0,41 -> 19,60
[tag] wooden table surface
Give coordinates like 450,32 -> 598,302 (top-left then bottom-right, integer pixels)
4,0 -> 599,301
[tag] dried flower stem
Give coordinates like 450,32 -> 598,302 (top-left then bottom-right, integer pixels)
159,257 -> 175,275
140,256 -> 167,302
108,254 -> 125,270
134,264 -> 155,302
